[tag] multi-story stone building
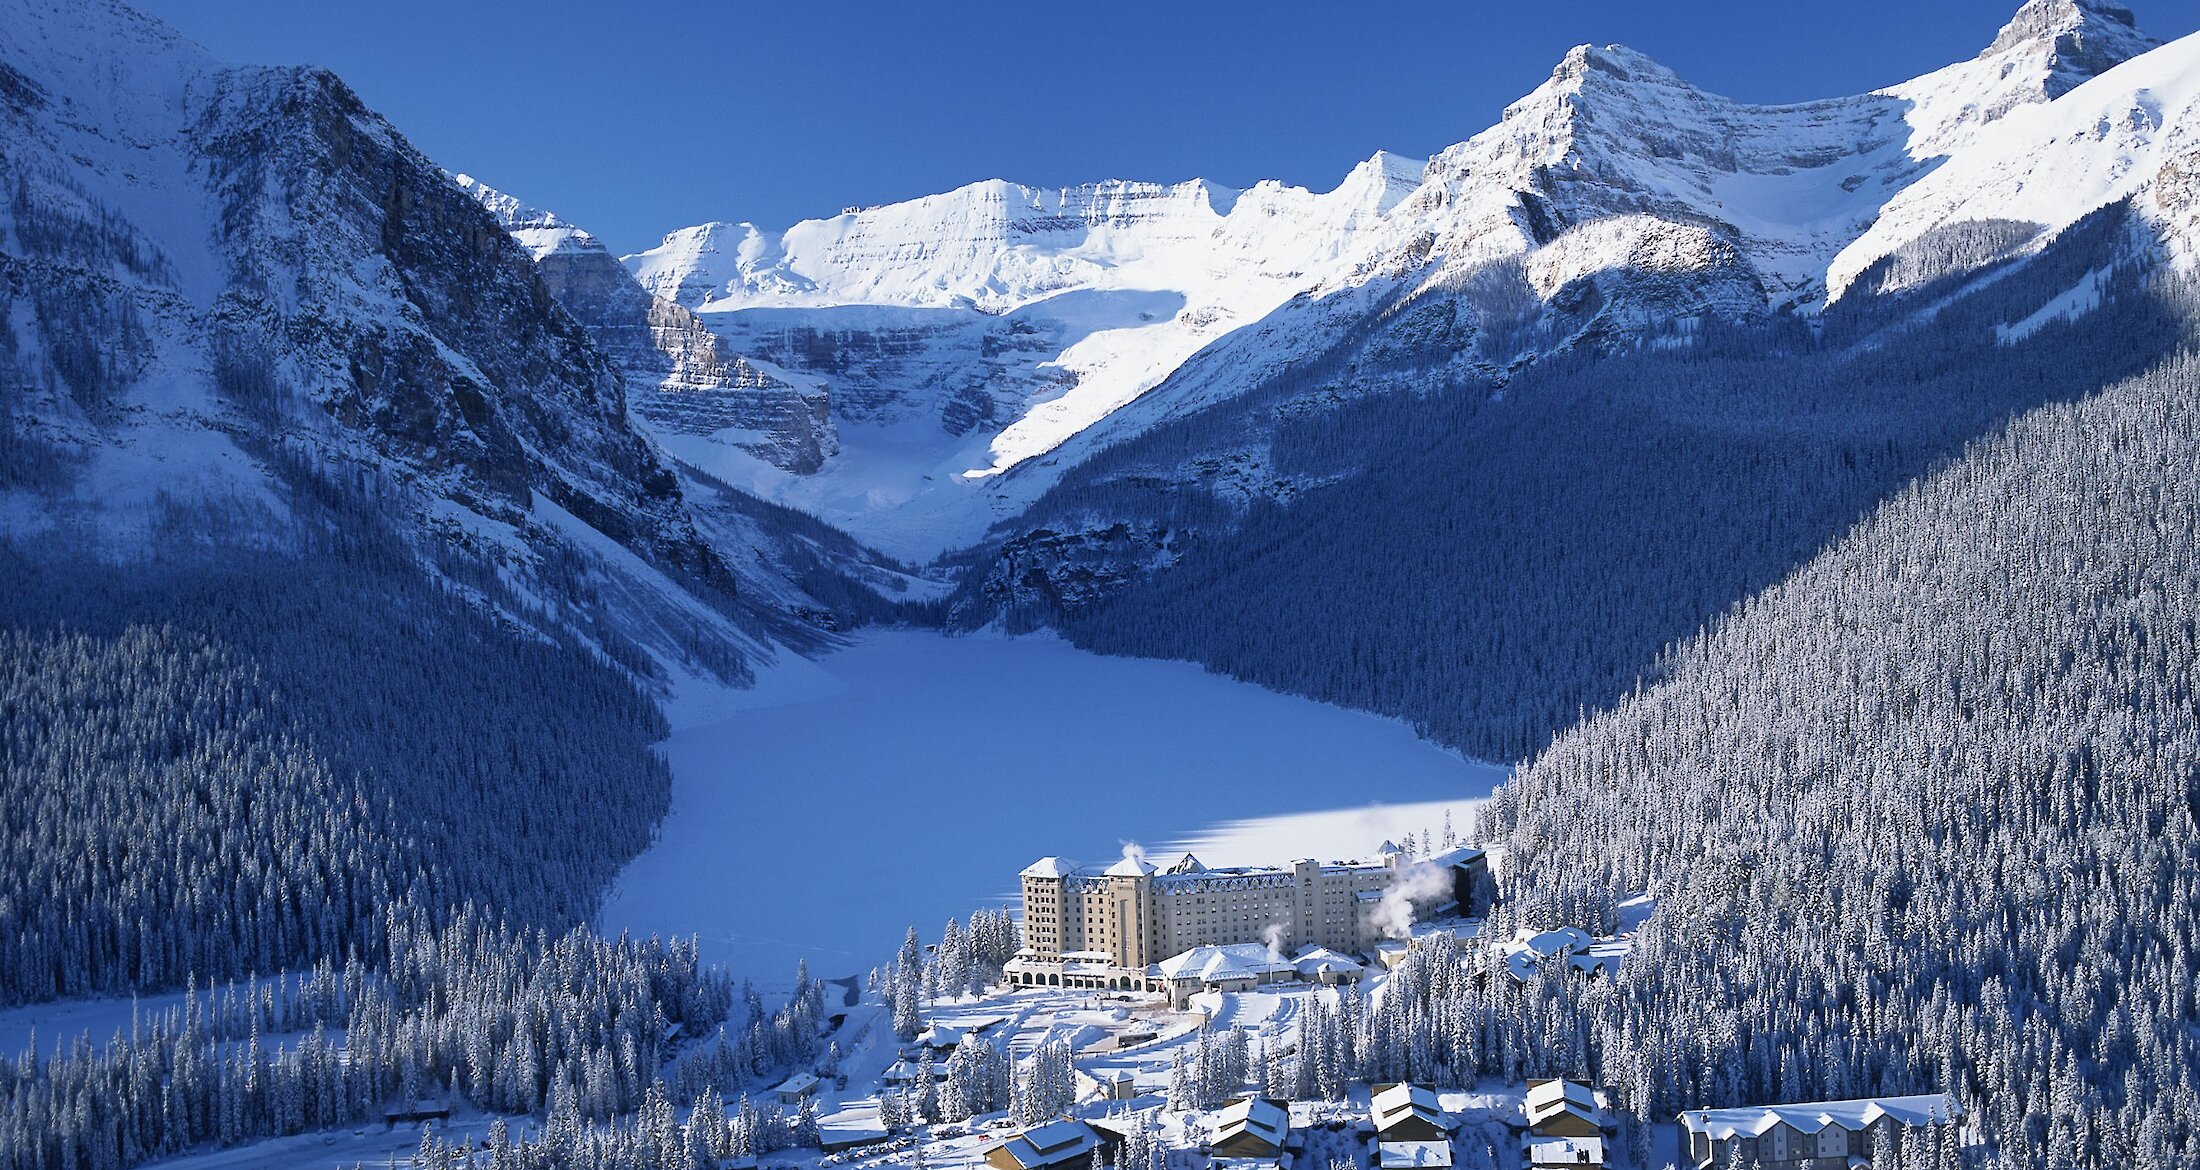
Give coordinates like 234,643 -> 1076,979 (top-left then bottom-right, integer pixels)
1007,844 -> 1487,991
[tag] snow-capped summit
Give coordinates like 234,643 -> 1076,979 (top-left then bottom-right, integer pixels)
570,0 -> 2187,564
1984,0 -> 2163,98
629,177 -> 1240,314
1832,22 -> 2200,298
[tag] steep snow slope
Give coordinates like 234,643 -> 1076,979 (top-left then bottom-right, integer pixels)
457,175 -> 838,475
621,0 -> 2170,562
1831,21 -> 2200,297
0,0 -> 849,681
625,161 -> 1425,559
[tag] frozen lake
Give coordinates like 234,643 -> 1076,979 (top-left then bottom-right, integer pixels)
600,630 -> 1507,983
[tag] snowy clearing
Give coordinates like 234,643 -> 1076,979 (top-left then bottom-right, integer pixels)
598,631 -> 1505,983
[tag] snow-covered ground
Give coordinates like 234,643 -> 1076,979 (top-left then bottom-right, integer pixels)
598,630 -> 1505,984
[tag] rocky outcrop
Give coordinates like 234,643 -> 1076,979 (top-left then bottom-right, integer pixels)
458,176 -> 836,474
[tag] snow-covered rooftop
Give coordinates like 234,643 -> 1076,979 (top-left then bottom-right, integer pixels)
1372,1082 -> 1449,1134
1022,857 -> 1080,879
1504,928 -> 1627,982
1293,947 -> 1365,977
1153,943 -> 1297,983
1677,1094 -> 1957,1140
1214,1097 -> 1291,1145
988,1117 -> 1103,1168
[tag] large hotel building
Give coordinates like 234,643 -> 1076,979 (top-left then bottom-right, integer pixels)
1006,843 -> 1488,992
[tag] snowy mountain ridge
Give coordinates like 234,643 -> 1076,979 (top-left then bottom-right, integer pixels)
589,0 -> 2189,562
455,173 -> 839,476
0,0 -> 885,691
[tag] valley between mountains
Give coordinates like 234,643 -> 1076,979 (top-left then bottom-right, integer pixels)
4,0 -> 2200,1167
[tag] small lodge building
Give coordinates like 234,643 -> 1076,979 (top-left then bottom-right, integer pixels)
1155,943 -> 1298,1006
1370,1083 -> 1450,1143
1677,1094 -> 1958,1170
1524,1079 -> 1608,1138
770,1072 -> 819,1106
985,1117 -> 1117,1170
382,1097 -> 452,1128
1293,946 -> 1366,986
1209,1097 -> 1293,1160
1526,1136 -> 1605,1169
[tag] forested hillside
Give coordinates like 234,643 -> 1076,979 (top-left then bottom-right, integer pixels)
0,476 -> 675,1006
1481,278 -> 2200,1165
971,207 -> 2179,763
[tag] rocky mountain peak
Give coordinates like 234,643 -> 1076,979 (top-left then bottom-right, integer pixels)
1984,0 -> 2163,95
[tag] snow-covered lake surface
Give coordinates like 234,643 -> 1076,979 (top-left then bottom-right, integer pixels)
602,630 -> 1507,983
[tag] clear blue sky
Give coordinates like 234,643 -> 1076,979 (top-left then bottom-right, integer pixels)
135,0 -> 2200,256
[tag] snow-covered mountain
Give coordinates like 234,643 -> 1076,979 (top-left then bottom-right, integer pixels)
0,0 -> 887,684
456,176 -> 837,476
621,161 -> 1425,559
615,0 -> 2182,562
1831,13 -> 2200,299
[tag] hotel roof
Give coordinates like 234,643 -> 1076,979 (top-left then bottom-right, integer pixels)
1677,1095 -> 1957,1140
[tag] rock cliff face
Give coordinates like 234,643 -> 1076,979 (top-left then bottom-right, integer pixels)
458,177 -> 835,474
0,0 -> 873,680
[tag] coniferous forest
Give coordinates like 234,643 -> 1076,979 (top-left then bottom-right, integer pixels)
0,476 -> 675,1006
8,0 -> 2200,1167
980,209 -> 2181,762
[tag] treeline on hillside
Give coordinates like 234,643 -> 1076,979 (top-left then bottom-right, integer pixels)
992,207 -> 2176,763
0,478 -> 673,1006
1480,338 -> 2200,1166
0,910 -> 737,1170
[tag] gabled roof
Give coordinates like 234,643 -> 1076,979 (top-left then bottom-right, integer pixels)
1153,943 -> 1296,982
1526,1080 -> 1599,1111
1677,1094 -> 1957,1140
1022,857 -> 1080,879
1525,1080 -> 1606,1130
1372,1083 -> 1449,1137
1167,853 -> 1207,874
989,1118 -> 1103,1168
1104,855 -> 1159,877
1427,844 -> 1488,869
1293,947 -> 1365,977
1514,927 -> 1595,957
1214,1097 -> 1291,1147
916,1024 -> 966,1048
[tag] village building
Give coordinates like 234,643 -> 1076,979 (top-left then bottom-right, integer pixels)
381,1096 -> 452,1128
1209,1097 -> 1294,1160
769,1072 -> 819,1106
1500,926 -> 1630,983
984,1117 -> 1116,1170
1152,943 -> 1298,1005
1370,1083 -> 1451,1143
1009,845 -> 1488,990
1677,1095 -> 1958,1170
1524,1080 -> 1608,1138
1293,946 -> 1366,985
